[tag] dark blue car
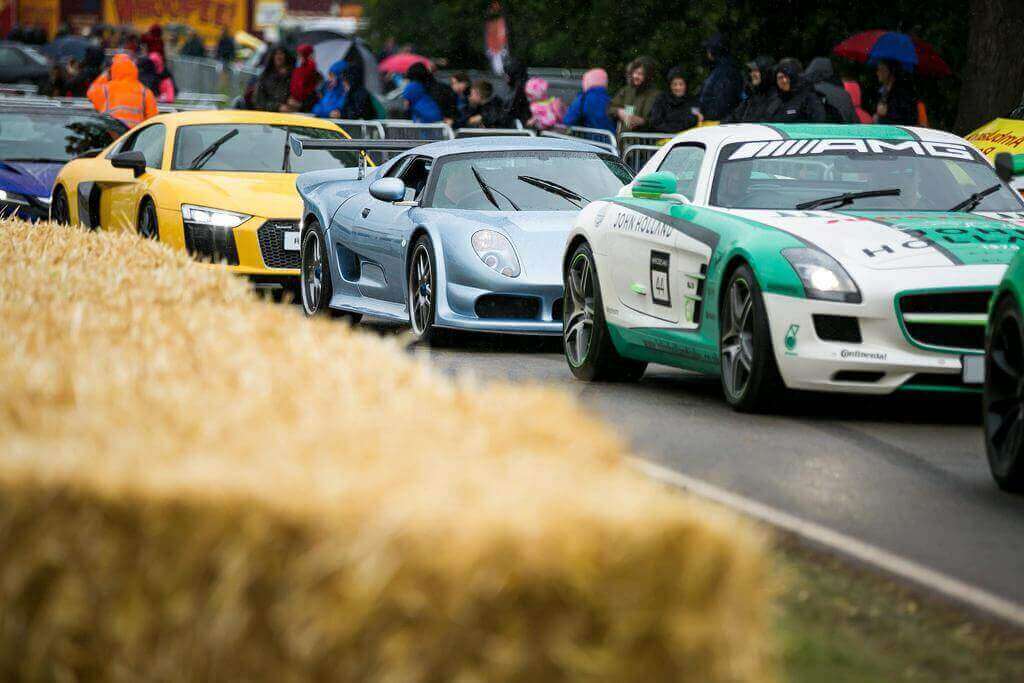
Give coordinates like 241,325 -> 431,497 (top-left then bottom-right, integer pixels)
0,105 -> 126,220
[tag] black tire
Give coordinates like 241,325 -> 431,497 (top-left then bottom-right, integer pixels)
563,241 -> 647,382
719,264 -> 785,412
300,219 -> 363,323
407,235 -> 451,345
137,199 -> 159,240
50,186 -> 70,225
984,294 -> 1024,493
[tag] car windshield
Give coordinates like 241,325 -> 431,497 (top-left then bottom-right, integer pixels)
430,150 -> 634,211
0,111 -> 125,162
171,123 -> 359,173
710,138 -> 1024,212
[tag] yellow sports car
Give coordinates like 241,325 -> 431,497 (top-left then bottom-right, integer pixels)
51,110 -> 361,292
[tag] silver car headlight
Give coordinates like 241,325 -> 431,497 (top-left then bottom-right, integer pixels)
472,229 -> 521,278
782,247 -> 861,304
0,189 -> 30,206
181,204 -> 250,228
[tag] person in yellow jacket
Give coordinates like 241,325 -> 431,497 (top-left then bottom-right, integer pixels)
87,54 -> 158,128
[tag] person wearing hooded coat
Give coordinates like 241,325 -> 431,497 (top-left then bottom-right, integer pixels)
648,67 -> 700,133
726,55 -> 776,123
288,44 -> 321,112
874,59 -> 918,126
339,61 -> 376,120
698,34 -> 743,121
253,46 -> 295,113
804,57 -> 856,124
402,64 -> 443,123
63,45 -> 104,98
406,62 -> 458,123
504,59 -> 531,127
563,68 -> 615,134
609,56 -> 660,132
767,58 -> 825,123
312,60 -> 348,118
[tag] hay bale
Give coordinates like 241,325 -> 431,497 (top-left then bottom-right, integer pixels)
0,220 -> 775,682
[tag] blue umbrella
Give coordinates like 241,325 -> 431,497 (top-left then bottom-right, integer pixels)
833,30 -> 951,78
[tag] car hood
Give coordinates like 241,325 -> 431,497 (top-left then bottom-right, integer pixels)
721,208 -> 1024,270
165,172 -> 302,219
0,161 -> 62,199
430,209 -> 576,280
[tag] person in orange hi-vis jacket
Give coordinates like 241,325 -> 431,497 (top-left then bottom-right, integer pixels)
87,54 -> 158,128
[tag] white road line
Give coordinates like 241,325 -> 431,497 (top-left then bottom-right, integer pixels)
633,458 -> 1024,629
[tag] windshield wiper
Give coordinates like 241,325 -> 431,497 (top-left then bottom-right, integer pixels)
471,165 -> 520,210
949,184 -> 1002,212
795,188 -> 902,211
517,175 -> 589,208
189,129 -> 239,170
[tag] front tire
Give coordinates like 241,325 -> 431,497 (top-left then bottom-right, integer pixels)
563,242 -> 647,382
719,264 -> 785,412
137,199 -> 159,240
984,294 -> 1024,493
407,236 -> 450,345
300,219 -> 362,323
50,186 -> 70,225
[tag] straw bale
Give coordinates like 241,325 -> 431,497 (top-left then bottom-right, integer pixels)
0,219 -> 775,682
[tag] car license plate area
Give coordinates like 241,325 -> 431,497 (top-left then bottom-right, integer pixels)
283,231 -> 299,251
962,355 -> 984,385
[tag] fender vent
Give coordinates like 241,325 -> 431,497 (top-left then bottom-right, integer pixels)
183,222 -> 239,265
813,315 -> 861,343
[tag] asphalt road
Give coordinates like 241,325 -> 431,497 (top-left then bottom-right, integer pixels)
366,321 -> 1024,610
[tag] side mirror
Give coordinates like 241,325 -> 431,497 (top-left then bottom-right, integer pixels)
110,150 -> 146,177
632,171 -> 679,200
369,177 -> 406,202
995,152 -> 1024,184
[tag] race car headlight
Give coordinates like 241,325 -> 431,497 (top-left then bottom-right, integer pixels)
181,204 -> 250,228
0,189 -> 30,206
782,247 -> 861,304
472,229 -> 521,278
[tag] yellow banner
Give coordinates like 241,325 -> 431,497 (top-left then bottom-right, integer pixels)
102,0 -> 248,45
965,118 -> 1024,160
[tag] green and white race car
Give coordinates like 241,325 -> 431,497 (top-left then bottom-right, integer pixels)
563,123 -> 1024,411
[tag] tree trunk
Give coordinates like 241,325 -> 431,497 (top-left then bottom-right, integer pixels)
955,0 -> 1024,133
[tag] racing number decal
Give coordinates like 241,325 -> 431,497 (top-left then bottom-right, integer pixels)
650,251 -> 671,307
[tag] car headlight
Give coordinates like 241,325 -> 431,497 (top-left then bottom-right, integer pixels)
181,204 -> 250,228
0,189 -> 30,206
472,229 -> 521,278
782,247 -> 861,303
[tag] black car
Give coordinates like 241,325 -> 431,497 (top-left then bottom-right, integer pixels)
0,42 -> 50,90
0,104 -> 126,220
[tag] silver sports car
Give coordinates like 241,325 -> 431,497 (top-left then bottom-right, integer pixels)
294,136 -> 633,342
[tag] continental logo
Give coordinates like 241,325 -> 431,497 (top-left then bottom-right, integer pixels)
840,349 -> 887,361
611,211 -> 673,238
728,139 -> 975,161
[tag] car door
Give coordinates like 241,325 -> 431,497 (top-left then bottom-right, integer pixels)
335,156 -> 429,304
103,123 -> 168,232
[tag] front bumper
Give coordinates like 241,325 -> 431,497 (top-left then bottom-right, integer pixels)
5,198 -> 49,222
763,283 -> 991,395
435,281 -> 564,335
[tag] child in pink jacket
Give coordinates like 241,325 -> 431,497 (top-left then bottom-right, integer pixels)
525,77 -> 564,130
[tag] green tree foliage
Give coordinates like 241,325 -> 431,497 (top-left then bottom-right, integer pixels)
363,0 -> 984,130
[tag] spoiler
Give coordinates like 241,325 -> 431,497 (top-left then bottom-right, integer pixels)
289,137 -> 430,179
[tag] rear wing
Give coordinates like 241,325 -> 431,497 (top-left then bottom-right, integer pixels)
289,137 -> 430,180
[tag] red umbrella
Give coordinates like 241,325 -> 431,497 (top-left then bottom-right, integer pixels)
378,53 -> 434,74
833,30 -> 951,78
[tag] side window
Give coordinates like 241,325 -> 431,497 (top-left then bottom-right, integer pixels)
383,156 -> 410,178
122,124 -> 166,169
658,144 -> 706,200
398,157 -> 432,202
0,48 -> 24,67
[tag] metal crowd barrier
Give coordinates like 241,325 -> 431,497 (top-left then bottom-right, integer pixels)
538,129 -> 616,155
555,125 -> 618,153
0,84 -> 39,96
455,127 -> 535,138
622,145 -> 664,173
379,119 -> 454,141
333,119 -> 385,140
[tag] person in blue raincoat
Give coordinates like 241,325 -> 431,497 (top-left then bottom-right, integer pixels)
562,68 -> 615,134
403,63 -> 443,123
312,60 -> 348,118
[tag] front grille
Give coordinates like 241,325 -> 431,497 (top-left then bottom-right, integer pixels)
475,294 -> 541,320
183,222 -> 239,265
814,314 -> 861,343
551,298 -> 563,322
904,323 -> 985,351
257,220 -> 300,269
897,289 -> 992,352
832,370 -> 884,383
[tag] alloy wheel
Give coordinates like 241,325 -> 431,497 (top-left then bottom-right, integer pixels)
409,245 -> 432,334
138,203 -> 158,239
721,277 -> 755,399
564,252 -> 595,367
985,313 -> 1024,475
301,231 -> 322,315
51,190 -> 69,225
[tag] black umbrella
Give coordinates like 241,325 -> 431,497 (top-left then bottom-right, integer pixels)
43,35 -> 92,62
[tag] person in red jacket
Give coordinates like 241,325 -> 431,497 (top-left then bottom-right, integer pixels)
287,44 -> 321,112
142,24 -> 165,59
87,54 -> 158,128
